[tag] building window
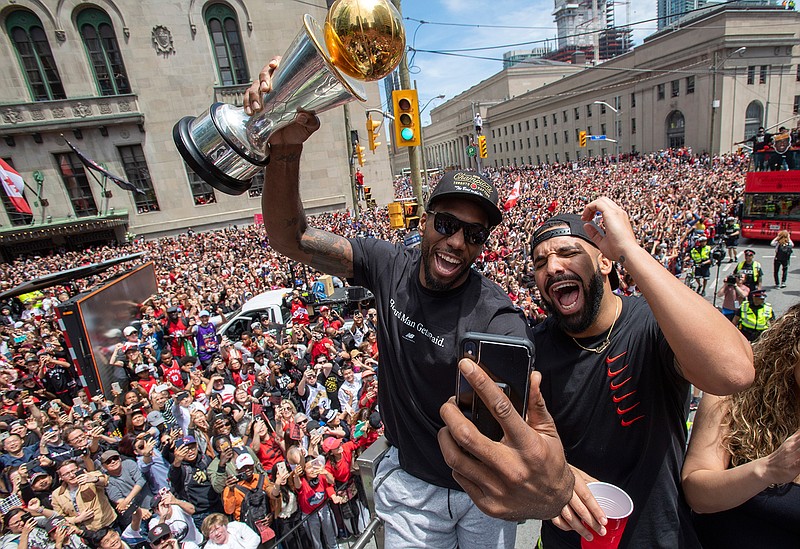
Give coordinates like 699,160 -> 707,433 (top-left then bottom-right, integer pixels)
575,128 -> 580,140
553,133 -> 558,145
565,151 -> 570,162
525,121 -> 530,131
519,139 -> 523,150
564,130 -> 569,143
534,118 -> 538,129
671,79 -> 679,97
0,158 -> 33,226
504,127 -> 508,136
563,110 -> 568,123
527,137 -> 531,148
745,100 -> 764,138
512,140 -> 516,151
543,116 -> 547,127
686,75 -> 695,94
552,113 -> 557,125
77,8 -> 131,96
518,122 -> 522,132
55,152 -> 99,217
759,65 -> 768,84
535,136 -> 539,147
630,92 -> 636,108
492,129 -> 496,138
545,154 -> 549,164
587,104 -> 592,117
536,155 -> 541,164
118,145 -> 160,213
6,11 -> 66,101
599,102 -> 606,115
601,123 -> 606,136
747,66 -> 755,85
797,64 -> 800,81
205,3 -> 249,85
793,95 -> 799,115
574,107 -> 580,120
657,83 -> 665,100
614,96 -> 621,110
555,153 -> 559,163
587,126 -> 592,135
510,125 -> 515,135
184,164 -> 217,205
631,118 -> 637,135
493,144 -> 497,153
248,172 -> 264,198
544,135 -> 548,146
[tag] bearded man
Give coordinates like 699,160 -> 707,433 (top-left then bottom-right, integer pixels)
243,59 -> 573,549
449,203 -> 753,549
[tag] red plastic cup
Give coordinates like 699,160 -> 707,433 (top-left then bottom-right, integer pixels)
580,482 -> 634,549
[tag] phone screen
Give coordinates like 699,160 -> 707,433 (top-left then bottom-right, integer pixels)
456,332 -> 534,442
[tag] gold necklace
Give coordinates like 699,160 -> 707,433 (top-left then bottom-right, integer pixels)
571,296 -> 620,354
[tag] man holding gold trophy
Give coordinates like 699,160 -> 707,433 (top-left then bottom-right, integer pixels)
174,0 -> 573,546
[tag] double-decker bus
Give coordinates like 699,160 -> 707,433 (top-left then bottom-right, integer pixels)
741,158 -> 800,241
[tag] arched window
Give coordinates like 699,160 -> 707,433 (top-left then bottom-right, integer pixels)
743,101 -> 763,140
205,4 -> 248,86
77,8 -> 131,96
665,110 -> 685,149
6,10 -> 66,101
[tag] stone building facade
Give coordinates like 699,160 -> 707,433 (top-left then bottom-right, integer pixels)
0,0 -> 394,258
418,5 -> 799,171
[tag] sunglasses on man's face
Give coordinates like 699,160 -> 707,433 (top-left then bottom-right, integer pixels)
426,211 -> 491,246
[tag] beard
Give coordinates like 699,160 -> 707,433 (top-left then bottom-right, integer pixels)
420,237 -> 472,292
541,265 -> 605,335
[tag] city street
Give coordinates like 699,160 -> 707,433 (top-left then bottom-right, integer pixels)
704,240 -> 799,317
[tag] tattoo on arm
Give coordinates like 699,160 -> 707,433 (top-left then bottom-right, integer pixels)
618,254 -> 626,265
299,228 -> 354,277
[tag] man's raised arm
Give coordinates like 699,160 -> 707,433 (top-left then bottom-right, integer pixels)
244,58 -> 354,279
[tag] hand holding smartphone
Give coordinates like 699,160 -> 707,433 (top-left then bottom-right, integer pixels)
455,332 -> 534,442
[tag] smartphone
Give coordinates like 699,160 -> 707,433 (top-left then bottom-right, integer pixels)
456,332 -> 535,442
276,461 -> 288,476
310,455 -> 325,468
111,382 -> 122,393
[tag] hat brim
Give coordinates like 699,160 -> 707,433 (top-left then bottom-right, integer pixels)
428,191 -> 502,227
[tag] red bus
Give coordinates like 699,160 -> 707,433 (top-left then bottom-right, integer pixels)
741,169 -> 800,241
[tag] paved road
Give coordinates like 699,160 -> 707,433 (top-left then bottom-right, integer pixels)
702,239 -> 799,317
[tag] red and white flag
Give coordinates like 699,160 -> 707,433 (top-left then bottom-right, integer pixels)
503,177 -> 521,211
0,159 -> 32,214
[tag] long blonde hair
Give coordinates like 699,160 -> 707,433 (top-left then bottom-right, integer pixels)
723,303 -> 800,467
776,229 -> 790,245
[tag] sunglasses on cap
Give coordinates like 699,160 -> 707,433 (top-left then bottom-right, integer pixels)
426,211 -> 491,246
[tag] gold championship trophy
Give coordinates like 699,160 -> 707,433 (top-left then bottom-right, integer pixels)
173,0 -> 405,195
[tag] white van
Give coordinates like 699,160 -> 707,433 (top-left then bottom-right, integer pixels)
217,288 -> 290,341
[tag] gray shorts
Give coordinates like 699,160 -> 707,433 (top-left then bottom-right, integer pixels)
374,446 -> 516,549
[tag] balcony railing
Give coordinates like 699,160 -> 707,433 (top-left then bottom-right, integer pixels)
214,84 -> 249,107
0,94 -> 143,134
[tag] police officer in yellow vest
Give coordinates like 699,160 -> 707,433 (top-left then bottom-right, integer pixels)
734,249 -> 764,292
734,289 -> 774,342
690,235 -> 712,296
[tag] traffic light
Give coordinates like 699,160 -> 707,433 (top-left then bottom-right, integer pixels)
478,135 -> 488,158
392,89 -> 421,147
366,115 -> 381,152
355,143 -> 365,166
579,130 -> 587,148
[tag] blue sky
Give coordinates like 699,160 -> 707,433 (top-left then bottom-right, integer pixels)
393,0 -> 660,123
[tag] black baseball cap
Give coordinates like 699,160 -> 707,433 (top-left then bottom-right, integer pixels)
530,213 -> 620,290
427,170 -> 502,227
148,523 -> 172,544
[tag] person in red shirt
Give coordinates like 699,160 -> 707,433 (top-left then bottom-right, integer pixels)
290,293 -> 309,327
160,349 -> 184,389
249,415 -> 285,473
133,363 -> 158,395
296,457 -> 342,548
322,436 -> 371,537
309,330 -> 336,363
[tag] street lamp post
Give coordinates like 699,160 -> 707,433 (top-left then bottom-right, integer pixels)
593,100 -> 620,159
709,46 -> 746,155
418,93 -> 445,191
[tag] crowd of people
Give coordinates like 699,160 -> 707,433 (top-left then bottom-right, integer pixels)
0,145 -> 796,549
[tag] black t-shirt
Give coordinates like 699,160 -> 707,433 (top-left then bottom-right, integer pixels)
534,296 -> 699,549
692,483 -> 800,548
349,238 -> 528,490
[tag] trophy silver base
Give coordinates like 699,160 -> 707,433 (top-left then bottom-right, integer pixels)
173,14 -> 367,196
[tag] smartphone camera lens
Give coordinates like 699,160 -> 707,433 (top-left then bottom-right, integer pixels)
464,341 -> 477,357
